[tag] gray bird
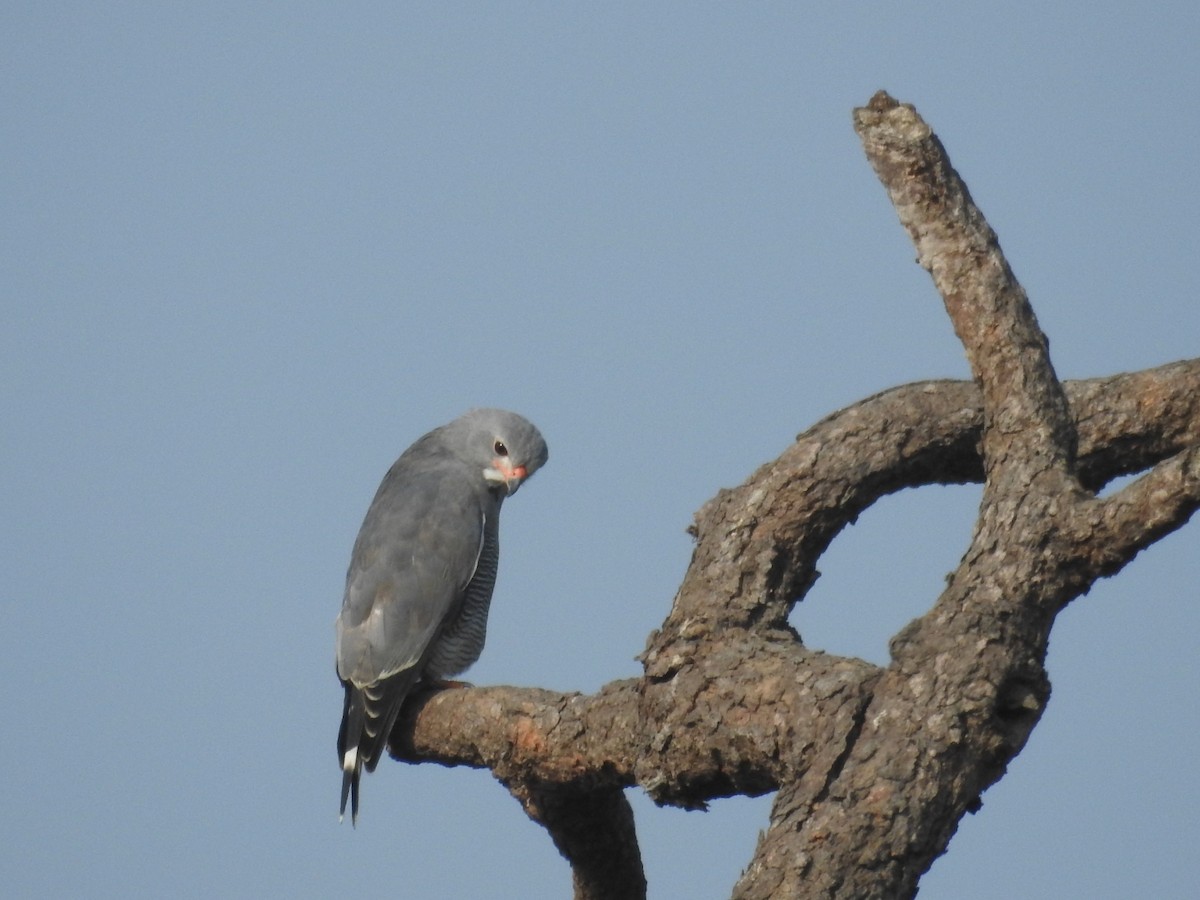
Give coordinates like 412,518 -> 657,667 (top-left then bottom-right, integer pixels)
335,408 -> 548,824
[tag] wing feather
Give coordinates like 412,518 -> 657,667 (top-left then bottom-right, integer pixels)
334,449 -> 490,824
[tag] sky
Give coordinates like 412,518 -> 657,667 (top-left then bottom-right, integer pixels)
3,3 -> 1198,898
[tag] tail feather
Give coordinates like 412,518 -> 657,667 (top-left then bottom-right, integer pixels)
338,685 -> 366,824
337,671 -> 418,825
340,764 -> 359,824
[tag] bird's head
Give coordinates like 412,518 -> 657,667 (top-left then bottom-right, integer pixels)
450,408 -> 549,496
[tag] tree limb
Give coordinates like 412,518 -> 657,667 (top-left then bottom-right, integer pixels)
382,93 -> 1199,899
505,781 -> 646,900
1074,445 -> 1200,583
853,91 -> 1075,476
726,90 -> 1199,899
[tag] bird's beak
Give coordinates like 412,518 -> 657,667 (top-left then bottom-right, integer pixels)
485,458 -> 529,495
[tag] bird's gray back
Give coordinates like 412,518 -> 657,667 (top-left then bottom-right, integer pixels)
335,446 -> 496,687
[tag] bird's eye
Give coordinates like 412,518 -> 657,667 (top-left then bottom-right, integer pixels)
493,439 -> 509,456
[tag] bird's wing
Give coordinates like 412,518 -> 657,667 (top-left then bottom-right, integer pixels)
335,456 -> 485,688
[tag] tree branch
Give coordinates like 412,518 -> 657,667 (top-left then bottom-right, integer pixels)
1074,445 -> 1200,583
391,682 -> 641,787
386,360 -> 1200,897
650,361 -> 1200,640
505,781 -> 646,900
728,93 -> 1197,897
380,92 -> 1199,899
391,360 -> 1198,897
1070,360 -> 1200,490
853,91 -> 1075,476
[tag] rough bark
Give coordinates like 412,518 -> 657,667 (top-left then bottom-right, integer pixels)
388,92 -> 1200,898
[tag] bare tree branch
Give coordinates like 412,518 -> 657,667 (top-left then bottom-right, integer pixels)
390,361 -> 1197,897
380,93 -> 1198,899
853,91 -> 1075,476
1070,360 -> 1200,491
392,682 -> 641,786
506,781 -> 646,900
728,92 -> 1198,897
1074,445 -> 1200,582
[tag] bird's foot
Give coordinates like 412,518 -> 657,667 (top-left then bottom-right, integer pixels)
429,676 -> 470,691
426,678 -> 473,690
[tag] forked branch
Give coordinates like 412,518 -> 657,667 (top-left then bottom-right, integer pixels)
389,93 -> 1199,900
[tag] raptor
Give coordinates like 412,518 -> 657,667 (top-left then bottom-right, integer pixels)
335,408 -> 548,824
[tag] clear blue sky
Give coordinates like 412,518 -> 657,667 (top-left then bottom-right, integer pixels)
4,4 -> 1197,898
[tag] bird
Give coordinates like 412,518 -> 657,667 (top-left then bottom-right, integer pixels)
335,408 -> 548,825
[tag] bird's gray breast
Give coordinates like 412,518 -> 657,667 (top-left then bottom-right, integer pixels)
423,509 -> 500,680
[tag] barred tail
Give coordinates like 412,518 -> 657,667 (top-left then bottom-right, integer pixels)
337,671 -> 418,825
